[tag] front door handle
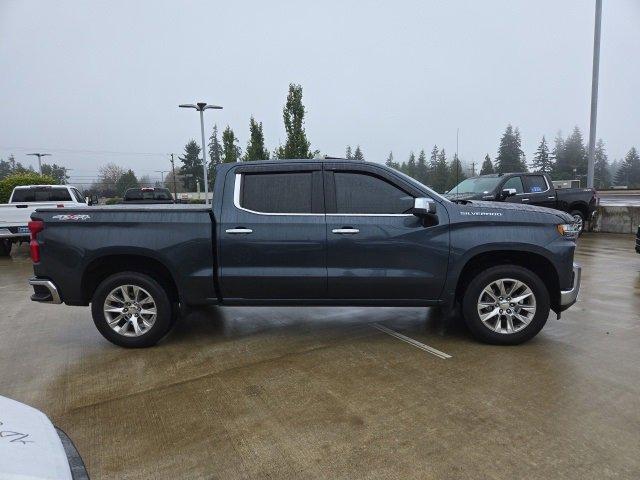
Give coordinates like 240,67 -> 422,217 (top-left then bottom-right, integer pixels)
226,228 -> 253,234
332,228 -> 359,234
521,198 -> 530,202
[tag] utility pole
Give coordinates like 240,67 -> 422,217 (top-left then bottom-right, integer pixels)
587,0 -> 602,189
470,161 -> 476,177
26,153 -> 51,175
169,154 -> 178,201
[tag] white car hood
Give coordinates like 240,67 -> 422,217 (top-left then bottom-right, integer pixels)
0,396 -> 71,480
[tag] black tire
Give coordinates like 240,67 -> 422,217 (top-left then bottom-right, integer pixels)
0,239 -> 12,257
570,210 -> 586,234
462,265 -> 550,345
91,271 -> 174,348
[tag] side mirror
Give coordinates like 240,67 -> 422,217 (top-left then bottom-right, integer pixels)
412,197 -> 437,216
85,196 -> 92,206
501,188 -> 517,199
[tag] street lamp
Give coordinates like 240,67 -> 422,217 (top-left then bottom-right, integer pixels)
179,102 -> 223,204
26,153 -> 51,175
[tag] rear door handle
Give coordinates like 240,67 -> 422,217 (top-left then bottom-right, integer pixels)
226,228 -> 253,234
332,228 -> 359,234
522,198 -> 530,202
548,196 -> 555,199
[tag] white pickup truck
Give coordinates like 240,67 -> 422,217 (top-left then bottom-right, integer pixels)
0,185 -> 88,256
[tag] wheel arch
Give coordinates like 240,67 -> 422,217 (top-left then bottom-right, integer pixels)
81,254 -> 179,304
454,249 -> 560,311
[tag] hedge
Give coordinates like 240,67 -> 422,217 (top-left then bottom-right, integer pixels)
0,172 -> 58,203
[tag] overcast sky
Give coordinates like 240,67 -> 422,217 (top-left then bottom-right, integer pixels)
1,0 -> 638,185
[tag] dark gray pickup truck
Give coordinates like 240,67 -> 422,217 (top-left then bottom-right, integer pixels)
28,160 -> 581,348
445,172 -> 598,231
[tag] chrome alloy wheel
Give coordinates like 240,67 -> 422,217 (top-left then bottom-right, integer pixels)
103,285 -> 157,337
572,214 -> 584,232
477,278 -> 536,334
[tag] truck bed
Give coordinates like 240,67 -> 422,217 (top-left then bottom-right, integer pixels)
30,205 -> 218,306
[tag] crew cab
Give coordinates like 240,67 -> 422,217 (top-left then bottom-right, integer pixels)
28,160 -> 582,348
0,185 -> 88,256
445,172 -> 598,231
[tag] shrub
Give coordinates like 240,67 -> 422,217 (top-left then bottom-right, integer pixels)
0,172 -> 58,203
105,197 -> 122,205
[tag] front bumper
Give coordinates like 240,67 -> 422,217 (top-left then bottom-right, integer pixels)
29,277 -> 62,304
559,263 -> 581,311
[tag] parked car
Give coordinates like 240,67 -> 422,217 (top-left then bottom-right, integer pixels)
0,185 -> 89,256
122,187 -> 174,204
28,160 -> 581,347
0,395 -> 88,480
444,172 -> 598,231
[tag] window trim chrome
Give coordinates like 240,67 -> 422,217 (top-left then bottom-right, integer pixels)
233,173 -> 323,216
234,173 -> 415,218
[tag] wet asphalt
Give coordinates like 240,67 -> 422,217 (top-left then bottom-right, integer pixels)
1,233 -> 639,479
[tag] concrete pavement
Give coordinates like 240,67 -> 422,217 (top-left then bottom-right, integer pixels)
1,234 -> 639,479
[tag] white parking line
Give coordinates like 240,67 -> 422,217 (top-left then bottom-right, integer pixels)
373,323 -> 452,359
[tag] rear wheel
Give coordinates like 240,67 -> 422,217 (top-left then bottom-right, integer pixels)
0,239 -> 12,257
91,272 -> 174,348
462,265 -> 550,345
570,210 -> 585,233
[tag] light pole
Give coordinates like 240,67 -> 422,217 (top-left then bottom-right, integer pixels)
587,0 -> 602,189
155,170 -> 168,185
26,153 -> 51,175
179,102 -> 223,204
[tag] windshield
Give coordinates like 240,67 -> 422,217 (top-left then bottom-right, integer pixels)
390,169 -> 450,203
447,177 -> 501,194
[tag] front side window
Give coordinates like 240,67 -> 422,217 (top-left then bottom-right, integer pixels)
525,175 -> 547,193
240,172 -> 314,213
502,176 -> 524,194
334,172 -> 414,214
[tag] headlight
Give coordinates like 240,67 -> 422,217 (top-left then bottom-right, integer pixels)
557,223 -> 580,239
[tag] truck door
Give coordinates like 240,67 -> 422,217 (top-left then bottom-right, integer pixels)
522,174 -> 556,209
501,176 -> 525,204
324,165 -> 449,301
219,164 -> 327,300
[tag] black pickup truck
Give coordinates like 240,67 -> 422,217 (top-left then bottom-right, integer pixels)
445,172 -> 598,231
28,160 -> 581,348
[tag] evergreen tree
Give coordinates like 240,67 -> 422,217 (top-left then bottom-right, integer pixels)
353,145 -> 364,161
550,131 -> 565,179
416,149 -> 428,184
430,149 -> 449,193
556,126 -> 587,180
222,126 -> 241,163
446,154 -> 467,191
405,152 -> 417,178
179,140 -> 202,191
385,151 -> 399,170
276,84 -> 314,159
593,139 -> 611,189
115,169 -> 139,197
207,125 -> 222,188
480,154 -> 494,175
244,117 -> 269,161
495,125 -> 527,173
615,147 -> 640,188
532,136 -> 553,173
345,146 -> 353,159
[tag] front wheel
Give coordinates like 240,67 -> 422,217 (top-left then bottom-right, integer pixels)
570,210 -> 585,234
91,272 -> 174,348
462,265 -> 550,345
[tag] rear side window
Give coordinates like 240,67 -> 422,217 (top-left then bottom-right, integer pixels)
241,172 -> 314,213
524,175 -> 548,193
502,176 -> 524,194
11,188 -> 71,202
334,172 -> 414,214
